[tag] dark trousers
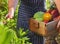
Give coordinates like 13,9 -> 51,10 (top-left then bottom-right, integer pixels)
17,0 -> 46,44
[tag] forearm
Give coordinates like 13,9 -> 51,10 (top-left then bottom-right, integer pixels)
8,0 -> 18,12
54,0 -> 60,13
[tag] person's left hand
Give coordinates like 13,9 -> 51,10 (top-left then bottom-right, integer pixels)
55,16 -> 60,28
57,20 -> 60,28
54,0 -> 60,29
57,20 -> 60,33
56,16 -> 60,32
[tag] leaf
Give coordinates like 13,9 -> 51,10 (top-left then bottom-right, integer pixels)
0,28 -> 14,44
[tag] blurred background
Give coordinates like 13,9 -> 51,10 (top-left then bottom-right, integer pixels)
0,0 -> 60,44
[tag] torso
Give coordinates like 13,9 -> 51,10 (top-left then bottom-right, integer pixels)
21,0 -> 45,7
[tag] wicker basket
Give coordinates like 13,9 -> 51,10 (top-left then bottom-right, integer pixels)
29,18 -> 59,36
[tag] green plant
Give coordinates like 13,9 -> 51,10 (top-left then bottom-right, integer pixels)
0,0 -> 32,44
0,24 -> 32,44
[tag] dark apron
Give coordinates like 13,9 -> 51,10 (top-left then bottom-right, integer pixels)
17,0 -> 46,44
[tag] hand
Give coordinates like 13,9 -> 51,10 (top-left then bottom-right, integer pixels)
57,20 -> 60,33
57,20 -> 60,28
54,16 -> 60,28
6,8 -> 14,19
54,16 -> 60,29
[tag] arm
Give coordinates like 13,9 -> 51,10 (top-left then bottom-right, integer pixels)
8,0 -> 18,12
54,0 -> 60,29
6,0 -> 18,18
54,0 -> 60,13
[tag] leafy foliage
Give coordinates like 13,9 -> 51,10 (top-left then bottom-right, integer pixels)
0,0 -> 32,44
0,24 -> 32,44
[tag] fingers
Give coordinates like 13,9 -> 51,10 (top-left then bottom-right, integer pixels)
53,16 -> 60,29
57,20 -> 60,29
6,13 -> 14,19
6,14 -> 10,19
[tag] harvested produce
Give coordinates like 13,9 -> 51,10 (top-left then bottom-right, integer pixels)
33,11 -> 44,22
43,12 -> 52,22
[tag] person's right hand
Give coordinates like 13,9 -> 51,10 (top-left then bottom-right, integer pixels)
6,8 -> 14,19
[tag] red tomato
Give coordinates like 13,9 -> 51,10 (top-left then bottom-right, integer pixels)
51,9 -> 59,18
44,20 -> 48,23
47,9 -> 53,13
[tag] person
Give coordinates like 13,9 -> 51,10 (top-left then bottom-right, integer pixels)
54,0 -> 60,29
6,0 -> 60,44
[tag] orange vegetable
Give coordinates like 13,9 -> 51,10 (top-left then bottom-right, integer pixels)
43,12 -> 52,21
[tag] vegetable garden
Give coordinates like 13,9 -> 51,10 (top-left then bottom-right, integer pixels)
0,0 -> 60,44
